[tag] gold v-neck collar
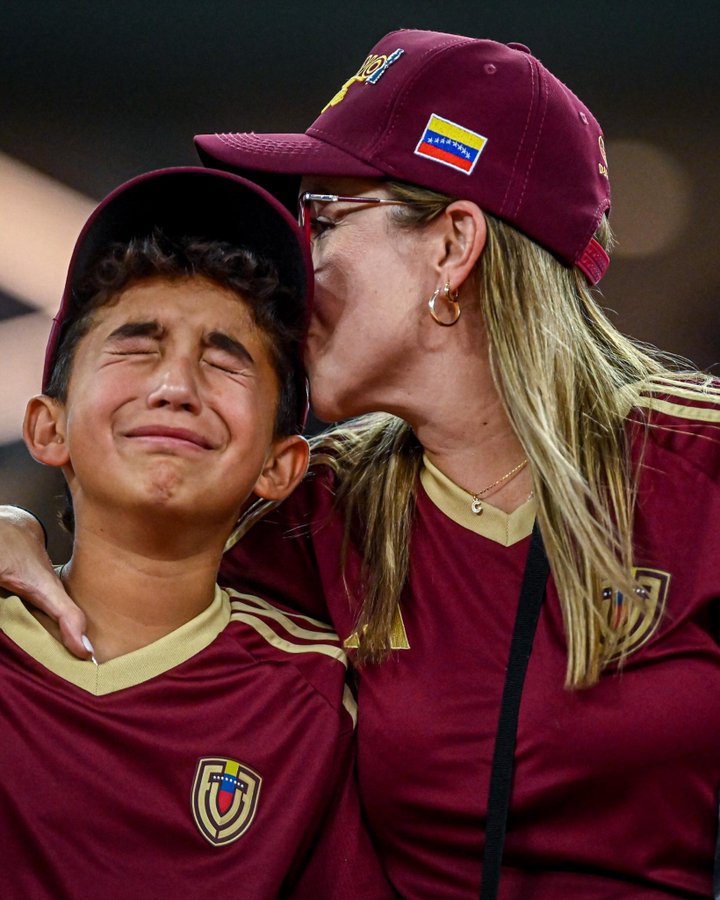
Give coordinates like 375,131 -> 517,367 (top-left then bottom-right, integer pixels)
420,455 -> 535,547
0,587 -> 231,696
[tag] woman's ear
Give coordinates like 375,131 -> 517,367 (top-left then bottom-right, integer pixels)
23,395 -> 70,468
434,200 -> 487,291
253,434 -> 310,502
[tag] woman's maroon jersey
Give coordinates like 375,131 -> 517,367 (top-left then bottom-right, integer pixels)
221,381 -> 720,898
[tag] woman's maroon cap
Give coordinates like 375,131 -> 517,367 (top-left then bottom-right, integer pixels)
195,29 -> 611,284
43,166 -> 312,428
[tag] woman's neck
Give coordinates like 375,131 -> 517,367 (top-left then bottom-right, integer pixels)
403,332 -> 532,513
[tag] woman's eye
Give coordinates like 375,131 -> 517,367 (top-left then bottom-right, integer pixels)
309,216 -> 336,239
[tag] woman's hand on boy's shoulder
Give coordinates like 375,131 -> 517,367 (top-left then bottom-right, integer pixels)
0,506 -> 89,659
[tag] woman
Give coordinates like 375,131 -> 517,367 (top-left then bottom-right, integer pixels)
4,29 -> 720,898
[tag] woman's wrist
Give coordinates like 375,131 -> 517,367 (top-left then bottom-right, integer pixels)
0,506 -> 48,550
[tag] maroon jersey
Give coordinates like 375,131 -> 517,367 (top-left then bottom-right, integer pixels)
221,380 -> 720,898
0,588 -> 391,899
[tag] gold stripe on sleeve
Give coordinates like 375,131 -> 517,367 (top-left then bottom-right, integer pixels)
227,590 -> 336,634
636,395 -> 720,423
228,611 -> 348,666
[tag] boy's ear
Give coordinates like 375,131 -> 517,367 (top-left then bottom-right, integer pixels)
253,434 -> 309,502
23,395 -> 70,468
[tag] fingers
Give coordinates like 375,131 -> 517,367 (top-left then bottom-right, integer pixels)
0,506 -> 90,659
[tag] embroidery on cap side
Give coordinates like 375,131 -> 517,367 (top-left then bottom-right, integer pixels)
322,49 -> 404,112
414,114 -> 488,175
598,135 -> 609,178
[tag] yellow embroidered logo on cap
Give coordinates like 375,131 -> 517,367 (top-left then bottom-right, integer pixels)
322,49 -> 404,112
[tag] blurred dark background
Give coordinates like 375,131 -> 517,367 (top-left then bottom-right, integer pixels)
1,1 -> 718,560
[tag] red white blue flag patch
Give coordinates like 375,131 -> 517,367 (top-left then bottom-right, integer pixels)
414,114 -> 488,175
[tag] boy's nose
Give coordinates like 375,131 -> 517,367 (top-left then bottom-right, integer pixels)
146,358 -> 201,412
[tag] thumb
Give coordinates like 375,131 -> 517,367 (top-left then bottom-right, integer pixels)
15,566 -> 90,660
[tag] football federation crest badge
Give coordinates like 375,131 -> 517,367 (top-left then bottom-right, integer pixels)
601,567 -> 670,656
191,757 -> 262,846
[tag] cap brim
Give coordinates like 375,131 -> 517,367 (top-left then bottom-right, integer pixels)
194,132 -> 386,210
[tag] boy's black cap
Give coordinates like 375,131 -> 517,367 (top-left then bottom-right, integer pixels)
43,166 -> 313,427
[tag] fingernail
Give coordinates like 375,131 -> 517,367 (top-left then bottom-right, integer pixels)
81,634 -> 98,665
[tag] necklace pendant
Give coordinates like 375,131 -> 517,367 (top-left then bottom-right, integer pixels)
471,496 -> 483,515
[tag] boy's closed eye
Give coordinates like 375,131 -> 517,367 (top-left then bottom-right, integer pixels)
102,323 -> 257,378
203,332 -> 255,377
107,338 -> 160,357
105,322 -> 163,356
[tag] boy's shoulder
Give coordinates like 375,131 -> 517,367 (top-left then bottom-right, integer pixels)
222,588 -> 357,731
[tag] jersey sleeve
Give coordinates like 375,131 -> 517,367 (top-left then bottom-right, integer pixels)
631,378 -> 720,631
225,589 -> 392,897
286,739 -> 394,900
220,466 -> 341,621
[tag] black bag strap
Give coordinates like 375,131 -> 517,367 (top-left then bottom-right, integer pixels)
479,522 -> 549,900
713,789 -> 720,900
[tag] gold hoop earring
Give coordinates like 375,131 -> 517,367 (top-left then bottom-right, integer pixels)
428,281 -> 461,326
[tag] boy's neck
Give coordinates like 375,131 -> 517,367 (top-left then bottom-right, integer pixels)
36,511 -> 230,662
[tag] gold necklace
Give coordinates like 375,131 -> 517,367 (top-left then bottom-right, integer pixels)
470,459 -> 528,515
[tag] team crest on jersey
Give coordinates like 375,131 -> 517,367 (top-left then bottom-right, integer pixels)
321,48 -> 404,112
601,567 -> 670,655
191,757 -> 262,846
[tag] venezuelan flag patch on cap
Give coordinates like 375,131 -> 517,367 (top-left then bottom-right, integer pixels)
414,114 -> 488,175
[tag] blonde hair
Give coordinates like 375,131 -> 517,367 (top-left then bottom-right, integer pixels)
297,182 -> 707,688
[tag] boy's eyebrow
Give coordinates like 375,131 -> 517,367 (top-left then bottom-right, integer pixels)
206,331 -> 255,366
106,321 -> 164,341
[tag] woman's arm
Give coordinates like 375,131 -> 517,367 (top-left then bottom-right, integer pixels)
0,506 -> 90,658
220,468 -> 339,622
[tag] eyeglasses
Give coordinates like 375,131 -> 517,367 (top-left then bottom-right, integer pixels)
297,192 -> 420,243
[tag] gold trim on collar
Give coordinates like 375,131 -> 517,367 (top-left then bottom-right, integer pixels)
420,455 -> 535,546
0,587 -> 231,696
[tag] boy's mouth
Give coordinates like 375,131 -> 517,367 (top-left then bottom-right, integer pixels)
123,425 -> 215,450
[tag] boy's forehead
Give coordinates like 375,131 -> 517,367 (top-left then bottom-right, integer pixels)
94,276 -> 258,331
66,278 -> 278,377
